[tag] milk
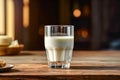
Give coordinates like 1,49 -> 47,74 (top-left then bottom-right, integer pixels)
45,36 -> 74,62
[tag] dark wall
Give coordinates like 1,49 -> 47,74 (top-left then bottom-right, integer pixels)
28,0 -> 59,50
14,0 -> 24,44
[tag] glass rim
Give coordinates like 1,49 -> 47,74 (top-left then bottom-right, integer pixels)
45,25 -> 74,27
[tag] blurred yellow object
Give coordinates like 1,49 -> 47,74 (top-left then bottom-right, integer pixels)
0,44 -> 24,56
0,36 -> 12,47
0,60 -> 6,67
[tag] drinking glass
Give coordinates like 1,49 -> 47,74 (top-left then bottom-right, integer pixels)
44,25 -> 74,69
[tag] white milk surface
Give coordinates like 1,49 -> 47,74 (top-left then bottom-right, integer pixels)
45,36 -> 74,62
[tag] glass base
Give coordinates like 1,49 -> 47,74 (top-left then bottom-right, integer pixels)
48,61 -> 70,69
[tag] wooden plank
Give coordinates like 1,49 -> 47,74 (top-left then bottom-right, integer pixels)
0,63 -> 119,77
0,76 -> 119,80
0,51 -> 120,80
1,51 -> 120,66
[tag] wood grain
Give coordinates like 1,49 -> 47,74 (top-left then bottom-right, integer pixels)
0,51 -> 120,80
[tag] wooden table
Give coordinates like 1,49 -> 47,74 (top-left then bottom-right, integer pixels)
0,51 -> 120,80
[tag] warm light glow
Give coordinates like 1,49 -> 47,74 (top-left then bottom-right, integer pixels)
81,30 -> 88,38
0,0 -> 5,34
6,0 -> 15,40
23,0 -> 29,4
73,9 -> 81,18
83,5 -> 90,16
23,0 -> 29,28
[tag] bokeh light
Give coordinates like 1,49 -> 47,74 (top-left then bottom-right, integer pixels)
73,9 -> 81,18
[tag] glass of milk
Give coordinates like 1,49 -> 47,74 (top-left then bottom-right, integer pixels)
45,25 -> 74,69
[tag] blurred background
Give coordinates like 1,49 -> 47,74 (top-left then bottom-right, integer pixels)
0,0 -> 120,50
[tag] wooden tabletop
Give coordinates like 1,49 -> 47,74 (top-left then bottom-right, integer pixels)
0,51 -> 120,80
